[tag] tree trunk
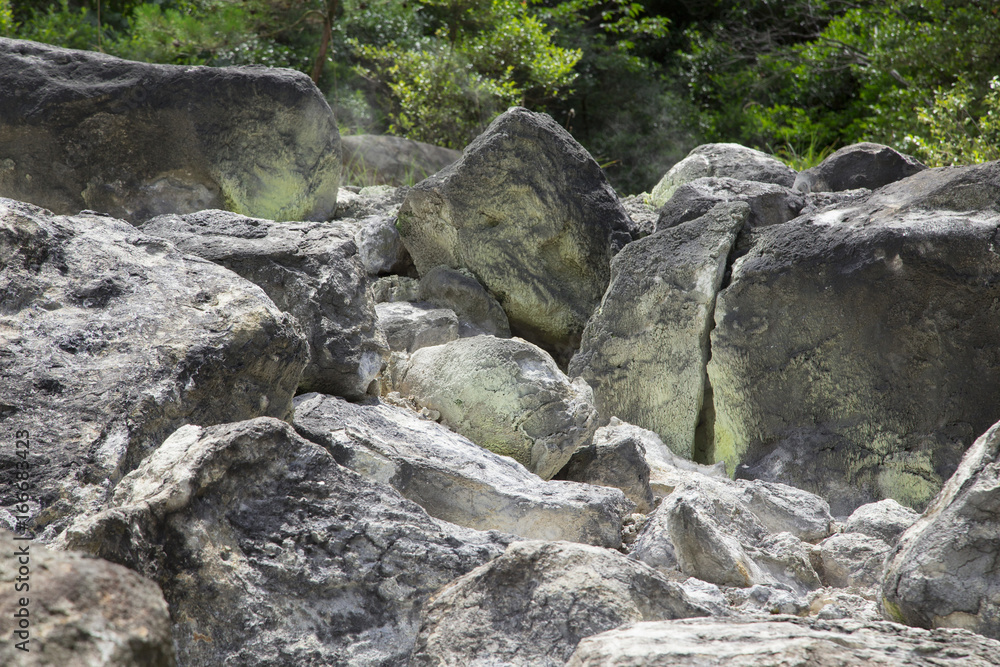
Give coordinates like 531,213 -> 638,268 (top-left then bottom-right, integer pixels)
310,0 -> 338,84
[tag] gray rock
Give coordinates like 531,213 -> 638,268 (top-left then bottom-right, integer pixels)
649,143 -> 796,208
0,530 -> 175,666
63,418 -> 510,667
882,418 -> 1000,640
335,184 -> 409,220
376,301 -> 460,353
556,423 -> 656,513
341,134 -> 461,187
397,107 -> 633,364
419,265 -> 511,337
619,193 -> 659,238
794,142 -> 926,193
355,214 -> 412,276
570,203 -> 749,459
807,589 -> 882,622
371,275 -> 421,303
140,209 -> 387,398
410,540 -> 713,667
0,38 -> 339,222
813,532 -> 890,589
396,336 -> 599,480
0,199 -> 307,538
727,583 -> 810,617
845,499 -> 920,544
708,161 -> 1000,514
656,177 -> 805,231
565,617 -> 1000,666
293,393 -> 631,548
740,479 -> 834,543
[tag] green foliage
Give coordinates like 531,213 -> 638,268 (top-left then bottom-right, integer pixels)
908,76 -> 1000,167
8,0 -> 104,51
0,0 -> 16,35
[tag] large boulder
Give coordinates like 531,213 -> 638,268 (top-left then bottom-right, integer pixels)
395,336 -> 599,479
708,162 -> 1000,513
0,38 -> 339,222
794,142 -> 926,193
409,540 -> 712,667
570,203 -> 749,459
882,419 -> 1000,640
293,393 -> 631,548
396,107 -> 633,363
649,143 -> 796,208
0,530 -> 175,666
565,618 -> 1000,666
341,134 -> 461,187
62,418 -> 511,667
140,209 -> 387,398
0,199 -> 307,538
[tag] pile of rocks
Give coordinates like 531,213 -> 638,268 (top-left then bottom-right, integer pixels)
2,38 -> 1000,666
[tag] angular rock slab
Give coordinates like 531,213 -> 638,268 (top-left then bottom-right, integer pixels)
419,265 -> 511,337
410,540 -> 712,667
555,421 -> 655,513
0,530 -> 175,666
376,301 -> 460,353
565,618 -> 1000,666
649,143 -> 796,208
293,393 -> 631,548
63,418 -> 510,667
0,199 -> 307,536
571,203 -> 749,459
709,162 -> 1000,513
794,142 -> 926,193
397,107 -> 633,363
0,38 -> 339,222
813,532 -> 890,589
844,499 -> 919,544
141,209 -> 388,398
882,419 -> 1000,640
655,176 -> 804,231
396,336 -> 599,479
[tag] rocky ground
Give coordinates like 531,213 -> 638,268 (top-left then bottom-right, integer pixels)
2,38 -> 1000,666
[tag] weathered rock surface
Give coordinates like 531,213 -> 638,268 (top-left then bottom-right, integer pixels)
655,177 -> 805,231
0,38 -> 339,222
354,214 -> 412,276
419,265 -> 511,337
396,336 -> 599,479
649,143 -> 796,208
813,532 -> 890,589
555,423 -> 655,513
410,540 -> 712,667
0,199 -> 307,537
397,107 -> 633,363
0,530 -> 176,666
619,194 -> 659,238
372,275 -> 421,303
335,184 -> 409,220
794,142 -> 926,193
140,209 -> 387,398
570,203 -> 749,459
845,498 -> 920,544
708,161 -> 1000,513
565,617 -> 1000,666
63,418 -> 510,667
293,393 -> 631,547
882,418 -> 1000,640
341,134 -> 461,187
376,301 -> 460,353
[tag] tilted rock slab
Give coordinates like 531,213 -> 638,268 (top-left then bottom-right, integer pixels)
655,176 -> 805,231
0,199 -> 307,536
0,38 -> 340,222
570,203 -> 749,459
141,209 -> 387,398
375,301 -> 459,353
844,498 -> 919,545
293,393 -> 631,548
419,265 -> 511,337
649,143 -> 796,208
794,142 -> 926,193
709,162 -> 1000,513
813,532 -> 890,589
63,418 -> 511,667
395,336 -> 599,479
410,540 -> 712,667
882,418 -> 1000,640
555,421 -> 655,513
565,617 -> 1000,666
396,107 -> 632,362
0,530 -> 176,666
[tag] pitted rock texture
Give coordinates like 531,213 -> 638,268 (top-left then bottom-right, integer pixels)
396,107 -> 632,364
63,418 -> 511,667
813,532 -> 890,589
0,38 -> 340,222
0,530 -> 176,667
571,203 -> 748,459
140,209 -> 387,398
655,177 -> 805,231
708,161 -> 1000,514
395,336 -> 599,480
794,142 -> 926,193
293,393 -> 631,548
0,199 -> 307,538
649,143 -> 796,208
882,418 -> 1000,640
410,540 -> 712,667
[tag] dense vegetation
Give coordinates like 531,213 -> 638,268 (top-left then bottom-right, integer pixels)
3,0 -> 999,194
